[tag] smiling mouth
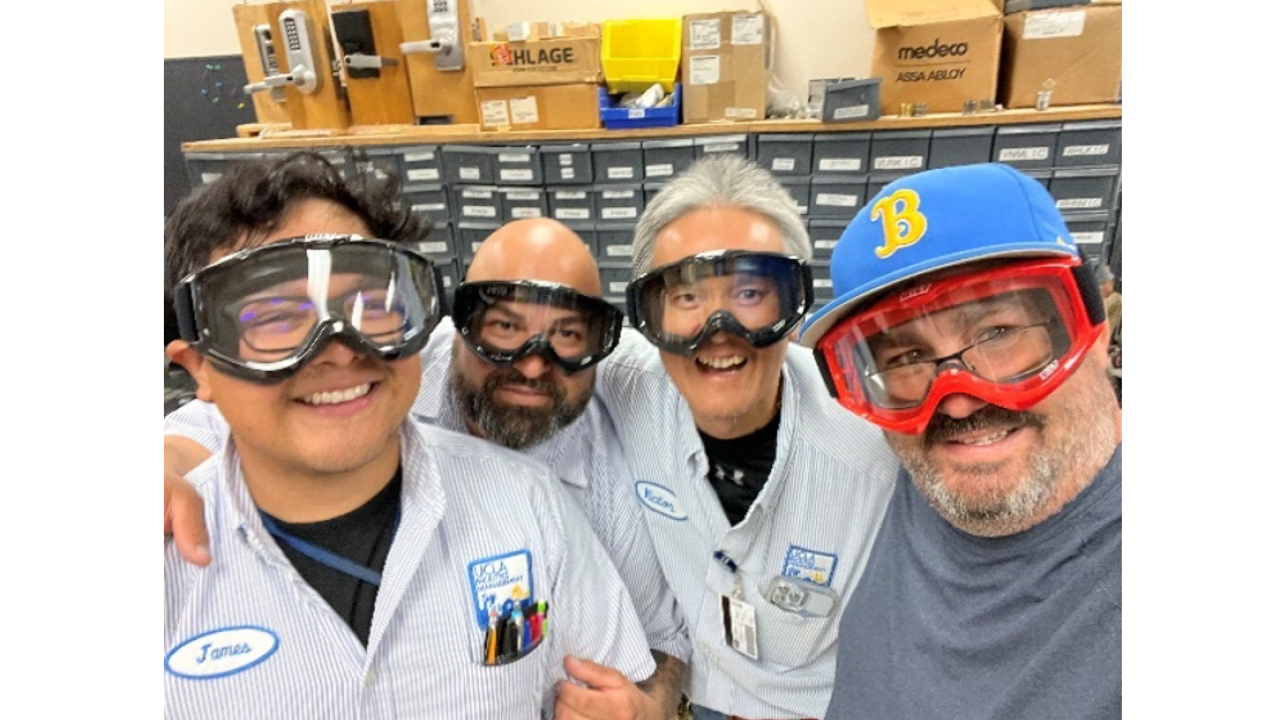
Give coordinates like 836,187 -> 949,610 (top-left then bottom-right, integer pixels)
696,355 -> 746,371
300,383 -> 373,406
500,383 -> 549,395
947,428 -> 1015,446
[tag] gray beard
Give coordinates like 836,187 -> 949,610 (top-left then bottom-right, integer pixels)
448,365 -> 590,450
892,356 -> 1118,537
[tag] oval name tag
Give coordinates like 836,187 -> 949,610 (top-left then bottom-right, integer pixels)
165,626 -> 279,680
635,481 -> 688,521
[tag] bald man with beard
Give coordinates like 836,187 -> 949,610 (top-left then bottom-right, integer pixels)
445,219 -> 612,451
164,218 -> 689,720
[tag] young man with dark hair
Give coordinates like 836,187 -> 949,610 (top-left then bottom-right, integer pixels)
162,153 -> 655,716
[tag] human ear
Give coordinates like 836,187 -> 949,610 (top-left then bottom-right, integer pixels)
166,340 -> 215,403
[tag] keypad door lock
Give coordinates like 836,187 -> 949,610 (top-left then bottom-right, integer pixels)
244,9 -> 322,96
399,0 -> 463,71
248,24 -> 288,102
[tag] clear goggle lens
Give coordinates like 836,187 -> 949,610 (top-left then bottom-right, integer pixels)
627,251 -> 812,355
451,280 -> 623,373
815,258 -> 1103,434
175,235 -> 443,382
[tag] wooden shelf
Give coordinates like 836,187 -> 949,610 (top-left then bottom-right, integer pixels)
182,104 -> 1121,153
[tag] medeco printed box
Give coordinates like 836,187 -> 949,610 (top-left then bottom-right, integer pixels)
999,3 -> 1122,108
866,0 -> 1003,114
468,28 -> 603,87
681,11 -> 773,123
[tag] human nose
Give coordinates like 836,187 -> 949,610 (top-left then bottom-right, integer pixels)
309,336 -> 362,367
934,390 -> 988,420
512,349 -> 552,379
706,327 -> 735,345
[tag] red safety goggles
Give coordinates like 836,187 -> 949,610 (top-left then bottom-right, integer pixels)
812,257 -> 1105,434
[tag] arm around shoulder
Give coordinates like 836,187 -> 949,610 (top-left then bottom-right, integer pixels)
164,435 -> 214,567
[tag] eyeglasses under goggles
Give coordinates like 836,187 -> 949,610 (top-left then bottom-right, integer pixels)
172,234 -> 445,383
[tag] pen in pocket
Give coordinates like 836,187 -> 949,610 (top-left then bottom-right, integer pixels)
482,598 -> 549,666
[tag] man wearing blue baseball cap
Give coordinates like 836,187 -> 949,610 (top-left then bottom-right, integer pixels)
798,163 -> 1122,719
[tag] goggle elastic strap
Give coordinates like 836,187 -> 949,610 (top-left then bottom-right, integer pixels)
174,282 -> 199,344
1072,261 -> 1107,327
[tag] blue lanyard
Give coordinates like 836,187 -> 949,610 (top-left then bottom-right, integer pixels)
259,507 -> 401,587
713,550 -> 739,574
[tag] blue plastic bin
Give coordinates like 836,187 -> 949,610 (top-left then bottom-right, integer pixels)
598,83 -> 681,130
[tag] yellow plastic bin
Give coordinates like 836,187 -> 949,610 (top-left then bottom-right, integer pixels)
602,18 -> 682,94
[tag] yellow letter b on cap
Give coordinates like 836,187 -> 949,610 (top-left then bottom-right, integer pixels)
871,189 -> 927,259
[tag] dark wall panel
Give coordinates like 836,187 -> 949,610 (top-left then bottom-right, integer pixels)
164,55 -> 257,216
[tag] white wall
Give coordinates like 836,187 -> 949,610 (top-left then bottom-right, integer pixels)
163,0 -> 876,105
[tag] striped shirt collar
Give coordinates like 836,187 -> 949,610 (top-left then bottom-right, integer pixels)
212,425 -> 449,568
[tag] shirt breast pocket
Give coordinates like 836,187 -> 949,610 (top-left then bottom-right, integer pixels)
460,631 -> 549,711
749,581 -> 841,668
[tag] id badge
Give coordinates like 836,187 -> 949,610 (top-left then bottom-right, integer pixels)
765,575 -> 839,619
720,595 -> 759,659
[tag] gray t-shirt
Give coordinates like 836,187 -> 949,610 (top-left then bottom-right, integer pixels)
825,445 -> 1122,720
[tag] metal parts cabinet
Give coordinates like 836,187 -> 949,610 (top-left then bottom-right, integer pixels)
183,107 -> 1122,314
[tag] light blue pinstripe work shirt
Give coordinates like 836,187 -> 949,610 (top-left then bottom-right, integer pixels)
597,330 -> 900,719
164,318 -> 690,664
413,317 -> 690,662
164,420 -> 655,718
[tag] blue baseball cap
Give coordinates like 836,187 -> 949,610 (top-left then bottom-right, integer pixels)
798,163 -> 1080,347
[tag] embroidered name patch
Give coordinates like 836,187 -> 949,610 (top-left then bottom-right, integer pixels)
165,626 -> 279,679
635,481 -> 688,521
781,545 -> 839,587
468,550 -> 534,629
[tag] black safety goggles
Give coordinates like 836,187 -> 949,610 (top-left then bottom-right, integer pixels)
626,250 -> 813,356
451,280 -> 623,374
173,235 -> 445,383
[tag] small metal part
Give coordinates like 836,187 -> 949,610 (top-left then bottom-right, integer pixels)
963,99 -> 977,115
979,98 -> 995,113
898,102 -> 913,118
911,101 -> 928,117
1035,79 -> 1056,111
765,576 -> 839,619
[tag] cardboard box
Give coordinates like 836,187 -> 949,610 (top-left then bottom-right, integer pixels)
475,83 -> 601,131
494,20 -> 598,42
866,0 -> 1003,114
681,11 -> 773,123
999,4 -> 1122,108
468,30 -> 602,87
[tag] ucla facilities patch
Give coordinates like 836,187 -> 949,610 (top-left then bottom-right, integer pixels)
781,545 -> 839,587
468,549 -> 534,629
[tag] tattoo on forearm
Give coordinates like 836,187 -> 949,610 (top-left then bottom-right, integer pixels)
639,650 -> 688,719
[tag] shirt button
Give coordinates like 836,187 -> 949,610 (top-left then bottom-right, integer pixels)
365,670 -> 376,686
